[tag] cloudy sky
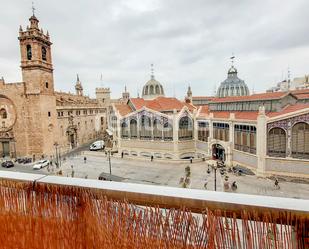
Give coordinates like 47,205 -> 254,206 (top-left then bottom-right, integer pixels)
1,0 -> 309,98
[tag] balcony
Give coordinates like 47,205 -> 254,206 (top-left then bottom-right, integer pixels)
0,170 -> 308,248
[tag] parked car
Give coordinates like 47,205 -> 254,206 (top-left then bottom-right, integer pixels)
98,172 -> 124,182
33,160 -> 50,170
90,140 -> 105,151
1,160 -> 14,168
15,157 -> 32,164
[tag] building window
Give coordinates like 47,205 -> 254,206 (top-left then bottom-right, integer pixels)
130,119 -> 137,139
213,122 -> 229,141
140,115 -> 151,140
234,125 -> 256,154
0,109 -> 7,119
45,82 -> 49,88
48,111 -> 51,117
198,121 -> 209,142
153,119 -> 163,140
26,45 -> 32,60
267,127 -> 286,157
178,116 -> 193,140
291,122 -> 309,159
42,46 -> 47,61
163,122 -> 173,141
121,120 -> 129,139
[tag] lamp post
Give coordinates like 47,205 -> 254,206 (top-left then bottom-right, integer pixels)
12,138 -> 17,159
107,150 -> 112,175
54,142 -> 59,168
207,161 -> 218,191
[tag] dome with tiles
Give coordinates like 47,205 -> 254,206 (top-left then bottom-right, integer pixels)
142,74 -> 165,100
217,65 -> 250,98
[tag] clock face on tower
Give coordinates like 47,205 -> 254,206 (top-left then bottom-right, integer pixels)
0,96 -> 17,132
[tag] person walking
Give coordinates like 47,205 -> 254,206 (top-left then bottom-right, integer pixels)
84,156 -> 87,164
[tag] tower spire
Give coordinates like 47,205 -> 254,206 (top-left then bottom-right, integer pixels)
32,2 -> 36,16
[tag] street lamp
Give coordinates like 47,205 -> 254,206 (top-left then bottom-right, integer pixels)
107,149 -> 112,175
207,161 -> 218,191
54,142 -> 59,168
12,138 -> 17,159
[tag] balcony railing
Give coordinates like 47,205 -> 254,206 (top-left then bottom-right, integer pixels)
0,170 -> 308,249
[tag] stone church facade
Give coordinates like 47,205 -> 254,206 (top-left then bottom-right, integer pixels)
0,14 -> 109,160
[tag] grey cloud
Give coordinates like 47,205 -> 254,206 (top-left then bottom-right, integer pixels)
0,0 -> 309,98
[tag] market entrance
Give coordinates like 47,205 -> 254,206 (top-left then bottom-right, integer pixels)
212,144 -> 225,161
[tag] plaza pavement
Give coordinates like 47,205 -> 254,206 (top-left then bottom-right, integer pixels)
42,151 -> 309,200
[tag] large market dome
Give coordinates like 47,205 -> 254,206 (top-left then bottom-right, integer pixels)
217,65 -> 250,98
142,65 -> 165,100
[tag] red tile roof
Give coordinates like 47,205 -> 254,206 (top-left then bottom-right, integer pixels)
129,97 -> 195,112
192,96 -> 214,100
114,104 -> 132,116
267,103 -> 309,117
197,103 -> 309,121
210,92 -> 288,103
295,93 -> 309,100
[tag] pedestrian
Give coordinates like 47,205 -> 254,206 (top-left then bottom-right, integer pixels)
84,156 -> 87,163
231,181 -> 237,191
121,151 -> 124,158
151,155 -> 154,162
190,157 -> 193,164
274,178 -> 280,190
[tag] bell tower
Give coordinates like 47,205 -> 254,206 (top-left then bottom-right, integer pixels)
18,12 -> 54,94
17,8 -> 58,159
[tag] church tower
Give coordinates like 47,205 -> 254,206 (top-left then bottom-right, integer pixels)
122,85 -> 130,102
75,74 -> 83,96
17,10 -> 58,159
18,13 -> 54,94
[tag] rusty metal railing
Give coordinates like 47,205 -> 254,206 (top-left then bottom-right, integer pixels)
0,170 -> 308,248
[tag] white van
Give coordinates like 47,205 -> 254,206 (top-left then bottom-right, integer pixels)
89,140 -> 105,151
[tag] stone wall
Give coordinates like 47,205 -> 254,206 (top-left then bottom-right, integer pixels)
232,149 -> 258,169
265,157 -> 309,177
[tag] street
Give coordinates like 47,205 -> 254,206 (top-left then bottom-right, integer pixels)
1,150 -> 309,199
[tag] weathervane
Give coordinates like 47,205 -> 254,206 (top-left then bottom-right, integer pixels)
32,2 -> 36,16
230,53 -> 235,66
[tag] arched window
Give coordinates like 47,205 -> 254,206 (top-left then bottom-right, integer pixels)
45,82 -> 49,88
26,45 -> 32,60
155,85 -> 160,94
291,122 -> 309,159
178,116 -> 193,140
144,86 -> 149,95
150,85 -> 154,95
130,119 -> 137,139
140,115 -> 151,140
240,87 -> 245,96
160,85 -> 164,95
225,87 -> 228,97
267,127 -> 286,157
0,109 -> 7,119
153,118 -> 162,140
121,120 -> 129,139
42,46 -> 47,61
163,121 -> 173,141
230,87 -> 234,96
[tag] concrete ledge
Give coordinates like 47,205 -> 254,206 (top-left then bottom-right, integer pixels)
0,170 -> 308,222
